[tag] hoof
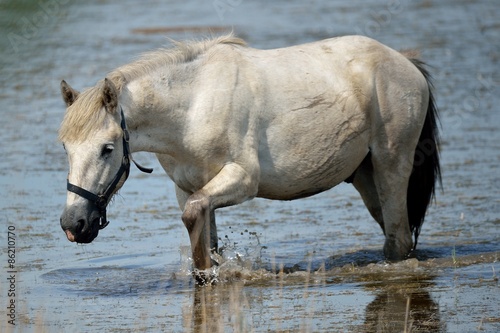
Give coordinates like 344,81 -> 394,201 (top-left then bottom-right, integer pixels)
383,238 -> 413,262
192,266 -> 219,286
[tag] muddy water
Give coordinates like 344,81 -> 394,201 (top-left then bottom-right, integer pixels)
1,0 -> 499,332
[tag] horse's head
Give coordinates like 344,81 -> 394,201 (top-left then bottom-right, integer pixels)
59,78 -> 128,244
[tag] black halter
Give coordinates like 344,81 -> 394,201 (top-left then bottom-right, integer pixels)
66,108 -> 153,230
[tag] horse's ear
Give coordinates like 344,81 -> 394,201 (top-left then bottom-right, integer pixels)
102,78 -> 118,114
61,80 -> 79,107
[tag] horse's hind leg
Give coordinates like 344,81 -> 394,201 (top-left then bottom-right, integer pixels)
370,148 -> 414,261
352,153 -> 385,233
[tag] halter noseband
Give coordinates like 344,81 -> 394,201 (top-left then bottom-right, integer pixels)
66,108 -> 153,230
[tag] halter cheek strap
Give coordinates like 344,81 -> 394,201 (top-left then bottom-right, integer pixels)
66,108 -> 153,230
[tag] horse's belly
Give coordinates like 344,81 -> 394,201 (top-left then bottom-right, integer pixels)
257,115 -> 370,200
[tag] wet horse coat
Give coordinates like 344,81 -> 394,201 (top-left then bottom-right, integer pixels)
59,35 -> 440,282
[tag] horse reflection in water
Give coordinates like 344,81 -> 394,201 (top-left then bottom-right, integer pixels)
183,278 -> 443,332
363,280 -> 443,332
58,34 -> 440,284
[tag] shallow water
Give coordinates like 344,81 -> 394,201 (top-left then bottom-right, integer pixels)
1,0 -> 499,332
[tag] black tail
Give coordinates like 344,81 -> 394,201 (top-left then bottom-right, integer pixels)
407,59 -> 442,249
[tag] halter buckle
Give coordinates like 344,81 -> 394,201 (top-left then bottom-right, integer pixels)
98,216 -> 110,230
96,195 -> 107,210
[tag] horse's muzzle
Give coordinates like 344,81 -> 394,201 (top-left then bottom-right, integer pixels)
60,205 -> 101,244
62,224 -> 99,243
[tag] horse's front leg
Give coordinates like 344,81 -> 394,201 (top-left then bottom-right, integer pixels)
181,191 -> 213,283
181,162 -> 259,284
176,185 -> 219,254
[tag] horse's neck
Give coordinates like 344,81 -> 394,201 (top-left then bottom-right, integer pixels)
122,67 -> 192,154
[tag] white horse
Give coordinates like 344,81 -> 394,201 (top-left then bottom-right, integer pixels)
59,34 -> 440,284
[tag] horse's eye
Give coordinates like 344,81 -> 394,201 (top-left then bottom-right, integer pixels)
101,144 -> 114,157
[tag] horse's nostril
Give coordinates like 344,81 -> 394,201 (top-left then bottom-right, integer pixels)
76,219 -> 85,234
